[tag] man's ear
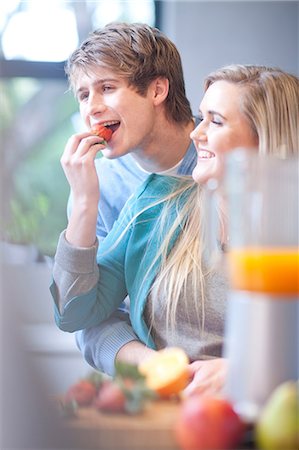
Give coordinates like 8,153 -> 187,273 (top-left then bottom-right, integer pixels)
151,77 -> 169,105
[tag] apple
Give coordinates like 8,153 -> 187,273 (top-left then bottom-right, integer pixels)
175,395 -> 245,450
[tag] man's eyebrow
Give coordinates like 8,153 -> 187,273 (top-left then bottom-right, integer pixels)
94,78 -> 120,85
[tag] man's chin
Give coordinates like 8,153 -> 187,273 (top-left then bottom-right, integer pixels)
101,148 -> 120,159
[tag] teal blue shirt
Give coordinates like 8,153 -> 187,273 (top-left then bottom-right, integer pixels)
53,174 -> 194,348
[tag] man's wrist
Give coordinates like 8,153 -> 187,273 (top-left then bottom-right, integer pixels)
115,340 -> 156,366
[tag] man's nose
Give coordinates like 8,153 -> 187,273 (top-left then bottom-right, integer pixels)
87,92 -> 107,116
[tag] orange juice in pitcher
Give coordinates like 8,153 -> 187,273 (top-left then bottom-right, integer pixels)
227,247 -> 299,295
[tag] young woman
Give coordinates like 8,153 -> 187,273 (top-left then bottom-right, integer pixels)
51,64 -> 299,396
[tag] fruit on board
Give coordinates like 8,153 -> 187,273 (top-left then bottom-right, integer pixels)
94,368 -> 156,415
61,364 -> 155,416
255,380 -> 299,450
94,379 -> 126,413
174,395 -> 246,450
138,347 -> 190,398
65,379 -> 97,407
90,124 -> 113,142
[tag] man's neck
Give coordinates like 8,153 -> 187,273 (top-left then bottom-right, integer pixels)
132,118 -> 195,173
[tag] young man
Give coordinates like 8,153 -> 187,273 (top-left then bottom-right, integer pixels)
53,22 -> 197,375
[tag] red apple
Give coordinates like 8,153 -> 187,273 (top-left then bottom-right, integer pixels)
175,396 -> 245,450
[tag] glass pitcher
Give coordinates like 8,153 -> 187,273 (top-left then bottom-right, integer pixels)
207,148 -> 298,422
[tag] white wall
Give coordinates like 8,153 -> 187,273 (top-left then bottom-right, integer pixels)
159,0 -> 299,114
1,262 -> 91,395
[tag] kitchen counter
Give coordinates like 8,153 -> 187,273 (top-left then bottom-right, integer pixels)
60,398 -> 255,450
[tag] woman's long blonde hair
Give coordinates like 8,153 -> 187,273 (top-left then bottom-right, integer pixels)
143,178 -> 205,337
139,65 -> 298,337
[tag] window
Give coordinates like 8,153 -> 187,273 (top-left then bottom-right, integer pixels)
0,0 -> 157,257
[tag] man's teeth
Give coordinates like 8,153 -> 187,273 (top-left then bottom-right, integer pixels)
103,121 -> 119,127
198,150 -> 214,159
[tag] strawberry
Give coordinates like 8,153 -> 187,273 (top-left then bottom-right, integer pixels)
93,362 -> 157,415
90,124 -> 113,142
93,379 -> 126,413
65,379 -> 97,407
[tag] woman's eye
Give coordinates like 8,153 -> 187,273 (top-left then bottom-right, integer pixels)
212,117 -> 223,126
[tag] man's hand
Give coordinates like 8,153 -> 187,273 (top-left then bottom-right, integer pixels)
61,132 -> 105,206
61,132 -> 106,247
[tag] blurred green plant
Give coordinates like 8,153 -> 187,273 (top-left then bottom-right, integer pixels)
1,193 -> 49,246
1,77 -> 77,257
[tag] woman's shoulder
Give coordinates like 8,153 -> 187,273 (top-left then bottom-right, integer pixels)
122,173 -> 195,224
135,173 -> 187,199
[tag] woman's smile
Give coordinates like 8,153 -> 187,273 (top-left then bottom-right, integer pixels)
197,149 -> 215,159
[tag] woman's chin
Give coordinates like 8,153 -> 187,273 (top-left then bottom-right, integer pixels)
192,162 -> 217,185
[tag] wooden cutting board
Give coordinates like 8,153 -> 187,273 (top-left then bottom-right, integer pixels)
62,399 -> 181,450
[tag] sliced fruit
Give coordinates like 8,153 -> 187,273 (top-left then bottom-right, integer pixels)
138,347 -> 190,398
90,124 -> 113,142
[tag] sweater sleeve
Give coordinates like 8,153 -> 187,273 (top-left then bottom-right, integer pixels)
75,310 -> 139,376
50,193 -> 138,332
52,230 -> 99,310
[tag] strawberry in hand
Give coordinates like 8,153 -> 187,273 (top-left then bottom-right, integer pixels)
90,124 -> 113,144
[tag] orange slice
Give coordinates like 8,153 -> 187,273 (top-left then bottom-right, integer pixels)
138,347 -> 190,398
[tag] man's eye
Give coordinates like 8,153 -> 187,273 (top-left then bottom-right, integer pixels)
103,85 -> 114,92
78,92 -> 88,101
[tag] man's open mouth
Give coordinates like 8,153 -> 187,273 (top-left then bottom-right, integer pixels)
103,121 -> 120,133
